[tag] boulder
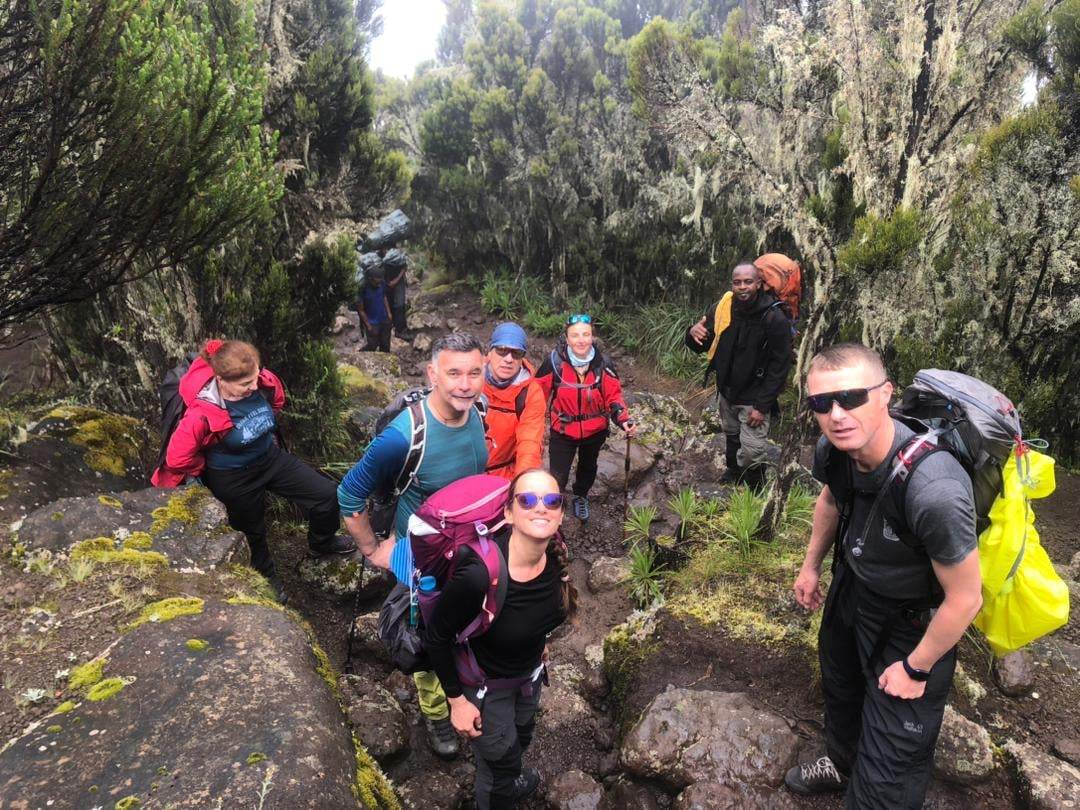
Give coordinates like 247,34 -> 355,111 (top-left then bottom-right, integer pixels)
547,769 -> 608,810
673,781 -> 796,809
332,314 -> 354,334
932,705 -> 994,785
412,333 -> 433,353
407,310 -> 443,331
594,438 -> 660,496
588,556 -> 630,593
17,487 -> 246,571
338,362 -> 391,408
1052,737 -> 1080,767
398,768 -> 464,809
538,682 -> 593,734
0,600 -> 362,808
619,687 -> 799,790
340,675 -> 409,763
297,553 -> 392,601
351,610 -> 390,665
992,649 -> 1036,696
1005,739 -> 1080,809
605,776 -> 659,810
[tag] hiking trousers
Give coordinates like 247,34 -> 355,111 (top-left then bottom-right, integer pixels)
462,675 -> 543,810
363,322 -> 392,352
548,428 -> 608,498
717,394 -> 771,469
414,669 -> 449,721
388,278 -> 407,335
819,564 -> 955,809
200,445 -> 339,576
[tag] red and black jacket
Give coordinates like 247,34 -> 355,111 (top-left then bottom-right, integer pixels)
535,341 -> 630,441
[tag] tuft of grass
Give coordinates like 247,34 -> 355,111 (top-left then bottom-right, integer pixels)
625,543 -> 665,608
722,486 -> 765,559
668,488 -> 702,539
606,301 -> 703,379
66,556 -> 96,584
623,504 -> 657,546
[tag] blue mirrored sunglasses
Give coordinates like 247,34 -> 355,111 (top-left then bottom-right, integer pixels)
566,313 -> 592,325
514,492 -> 565,510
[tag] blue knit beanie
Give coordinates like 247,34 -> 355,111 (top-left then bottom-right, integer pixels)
489,322 -> 528,352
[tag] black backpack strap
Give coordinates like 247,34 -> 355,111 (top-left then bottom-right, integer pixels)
514,387 -> 528,418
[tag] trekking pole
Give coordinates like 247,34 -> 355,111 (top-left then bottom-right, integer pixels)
622,429 -> 632,541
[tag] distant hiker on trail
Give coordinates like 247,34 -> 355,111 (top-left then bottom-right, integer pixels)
381,247 -> 409,339
483,322 -> 546,480
152,340 -> 356,600
685,260 -> 793,489
536,314 -> 635,522
788,343 -> 981,807
427,468 -> 576,809
337,332 -> 488,760
354,263 -> 392,353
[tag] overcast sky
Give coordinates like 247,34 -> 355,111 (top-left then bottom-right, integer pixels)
369,0 -> 447,79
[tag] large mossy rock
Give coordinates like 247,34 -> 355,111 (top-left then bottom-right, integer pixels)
0,600 -> 365,808
15,486 -> 246,571
0,405 -> 149,528
619,687 -> 799,791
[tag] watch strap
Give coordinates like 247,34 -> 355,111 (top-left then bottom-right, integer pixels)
903,656 -> 931,681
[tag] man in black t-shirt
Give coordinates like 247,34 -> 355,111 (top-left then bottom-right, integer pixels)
787,343 -> 982,808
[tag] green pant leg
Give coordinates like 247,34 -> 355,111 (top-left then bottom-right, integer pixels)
413,670 -> 449,720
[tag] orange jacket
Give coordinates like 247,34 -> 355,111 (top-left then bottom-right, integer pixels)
482,360 -> 546,479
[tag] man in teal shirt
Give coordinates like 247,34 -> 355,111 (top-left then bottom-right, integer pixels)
339,332 -> 488,758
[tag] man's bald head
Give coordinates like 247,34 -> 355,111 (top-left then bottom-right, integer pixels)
732,262 -> 761,281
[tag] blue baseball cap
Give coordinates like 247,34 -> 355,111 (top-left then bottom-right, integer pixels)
489,322 -> 528,352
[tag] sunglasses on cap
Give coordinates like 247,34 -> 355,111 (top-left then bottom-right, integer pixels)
513,492 -> 565,510
566,313 -> 592,325
806,380 -> 888,414
492,345 -> 526,360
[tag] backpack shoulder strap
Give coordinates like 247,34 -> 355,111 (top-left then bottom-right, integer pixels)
878,431 -> 950,549
514,387 -> 528,418
393,399 -> 427,496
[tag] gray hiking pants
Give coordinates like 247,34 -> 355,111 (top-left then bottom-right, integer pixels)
462,674 -> 544,810
717,394 -> 771,469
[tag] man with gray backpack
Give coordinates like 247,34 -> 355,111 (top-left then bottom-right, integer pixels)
788,343 -> 1006,807
337,332 -> 489,759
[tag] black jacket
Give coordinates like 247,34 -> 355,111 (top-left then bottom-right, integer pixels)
685,290 -> 793,413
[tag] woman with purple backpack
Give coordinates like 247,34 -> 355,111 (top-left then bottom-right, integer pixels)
422,468 -> 577,809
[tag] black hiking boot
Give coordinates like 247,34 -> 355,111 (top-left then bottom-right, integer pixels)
784,756 -> 847,795
308,534 -> 357,556
510,766 -> 541,803
720,436 -> 741,483
424,716 -> 460,760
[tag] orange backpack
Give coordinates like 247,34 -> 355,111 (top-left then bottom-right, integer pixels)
754,253 -> 802,321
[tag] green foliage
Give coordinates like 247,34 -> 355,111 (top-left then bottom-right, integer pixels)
623,504 -> 658,546
1003,1 -> 1051,70
625,543 -> 665,607
607,301 -> 703,379
837,208 -> 926,277
721,486 -> 765,559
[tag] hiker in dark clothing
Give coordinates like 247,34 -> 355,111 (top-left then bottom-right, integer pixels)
686,262 -> 792,488
152,340 -> 355,600
355,264 -> 392,352
787,343 -> 981,808
381,247 -> 409,338
427,468 -> 577,810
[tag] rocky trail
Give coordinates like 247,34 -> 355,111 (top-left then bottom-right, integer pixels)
1,266 -> 1078,808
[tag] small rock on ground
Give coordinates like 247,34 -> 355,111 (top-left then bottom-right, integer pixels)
992,648 -> 1036,697
548,769 -> 609,810
1052,737 -> 1080,767
588,556 -> 630,593
1005,739 -> 1080,809
398,768 -> 465,809
340,674 -> 409,763
605,776 -> 659,809
933,705 -> 994,785
619,687 -> 799,790
673,781 -> 796,809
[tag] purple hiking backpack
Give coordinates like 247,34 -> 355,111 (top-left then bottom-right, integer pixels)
380,474 -> 531,691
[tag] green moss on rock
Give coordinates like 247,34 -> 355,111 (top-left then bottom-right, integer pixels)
98,495 -> 122,508
150,487 -> 205,536
352,734 -> 400,809
128,597 -> 204,629
337,363 -> 390,407
68,659 -> 106,692
87,677 -> 126,702
185,638 -> 209,652
53,700 -> 77,714
245,751 -> 267,766
114,797 -> 140,810
602,608 -> 661,733
70,537 -> 168,568
122,532 -> 153,550
0,469 -> 13,499
47,724 -> 62,733
44,406 -> 143,477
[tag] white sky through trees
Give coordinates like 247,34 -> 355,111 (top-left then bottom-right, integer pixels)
369,0 -> 447,78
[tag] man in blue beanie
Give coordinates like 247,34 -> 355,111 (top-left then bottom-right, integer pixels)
483,322 -> 546,479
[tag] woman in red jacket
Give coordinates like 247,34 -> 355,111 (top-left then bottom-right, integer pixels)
152,340 -> 354,596
535,315 -> 636,521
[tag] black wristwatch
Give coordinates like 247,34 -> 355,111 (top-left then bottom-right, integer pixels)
903,657 -> 931,682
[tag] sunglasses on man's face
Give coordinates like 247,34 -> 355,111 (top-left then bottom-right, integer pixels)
492,345 -> 526,360
566,313 -> 592,325
806,380 -> 888,414
514,492 -> 565,511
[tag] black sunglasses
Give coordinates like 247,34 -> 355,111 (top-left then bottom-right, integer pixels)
806,380 -> 888,414
492,345 -> 526,360
514,492 -> 565,510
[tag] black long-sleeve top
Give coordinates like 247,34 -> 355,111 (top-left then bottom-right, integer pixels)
422,527 -> 567,698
